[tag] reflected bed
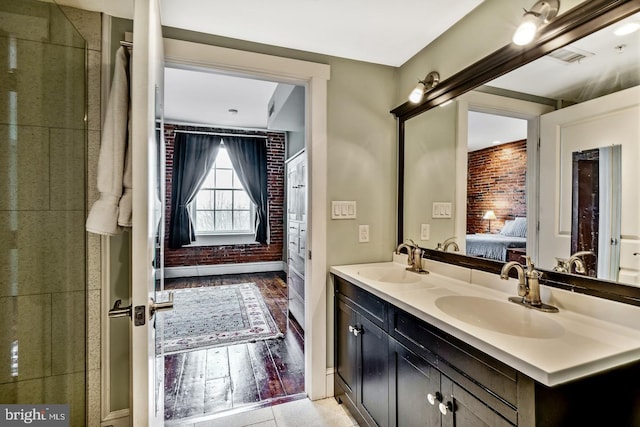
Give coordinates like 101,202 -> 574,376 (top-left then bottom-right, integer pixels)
466,233 -> 526,261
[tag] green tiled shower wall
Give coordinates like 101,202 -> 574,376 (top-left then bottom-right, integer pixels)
0,1 -> 101,425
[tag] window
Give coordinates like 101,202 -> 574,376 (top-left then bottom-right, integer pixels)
191,147 -> 254,235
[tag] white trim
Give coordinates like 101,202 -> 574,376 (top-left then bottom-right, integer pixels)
100,409 -> 130,427
325,367 -> 336,397
100,236 -> 111,421
164,261 -> 286,279
99,13 -> 114,423
457,90 -> 554,265
164,39 -> 330,401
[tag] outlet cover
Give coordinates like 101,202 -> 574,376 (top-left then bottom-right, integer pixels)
420,224 -> 430,240
359,225 -> 370,243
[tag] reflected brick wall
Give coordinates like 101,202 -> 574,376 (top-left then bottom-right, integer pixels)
467,140 -> 527,234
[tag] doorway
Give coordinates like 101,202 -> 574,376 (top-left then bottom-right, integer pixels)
159,65 -> 308,422
465,110 -> 528,262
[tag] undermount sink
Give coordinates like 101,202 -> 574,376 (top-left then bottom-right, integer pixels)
357,266 -> 423,284
435,296 -> 565,339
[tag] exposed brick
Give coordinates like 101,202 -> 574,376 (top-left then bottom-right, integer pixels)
163,125 -> 285,267
467,140 -> 527,234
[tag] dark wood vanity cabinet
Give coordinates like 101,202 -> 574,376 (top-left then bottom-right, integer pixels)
334,274 -> 523,427
389,339 -> 514,427
333,274 -> 640,427
335,280 -> 390,427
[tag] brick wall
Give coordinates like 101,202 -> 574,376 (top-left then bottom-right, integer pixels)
163,124 -> 285,267
467,140 -> 527,234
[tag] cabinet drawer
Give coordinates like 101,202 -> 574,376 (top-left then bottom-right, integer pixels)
335,276 -> 388,331
391,307 -> 519,414
288,268 -> 304,299
289,292 -> 304,330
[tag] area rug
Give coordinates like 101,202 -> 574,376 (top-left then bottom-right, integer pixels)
156,283 -> 283,355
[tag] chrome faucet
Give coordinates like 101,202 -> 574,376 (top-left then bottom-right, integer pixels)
395,239 -> 429,274
500,256 -> 558,313
436,237 -> 459,252
553,251 -> 593,274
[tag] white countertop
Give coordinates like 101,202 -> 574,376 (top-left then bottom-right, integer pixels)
330,260 -> 640,387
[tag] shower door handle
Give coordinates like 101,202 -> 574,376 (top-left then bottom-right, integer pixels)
149,292 -> 174,318
108,299 -> 132,318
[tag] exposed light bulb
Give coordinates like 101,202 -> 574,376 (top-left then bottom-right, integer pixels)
513,14 -> 539,46
408,83 -> 425,103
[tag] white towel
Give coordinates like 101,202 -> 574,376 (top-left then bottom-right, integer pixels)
86,46 -> 132,235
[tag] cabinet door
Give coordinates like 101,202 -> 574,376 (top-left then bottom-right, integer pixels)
358,314 -> 389,427
389,340 -> 441,427
336,299 -> 357,404
440,376 -> 514,427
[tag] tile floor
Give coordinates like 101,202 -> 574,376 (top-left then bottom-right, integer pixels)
165,397 -> 359,427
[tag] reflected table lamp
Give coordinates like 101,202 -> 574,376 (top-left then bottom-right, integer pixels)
483,210 -> 497,233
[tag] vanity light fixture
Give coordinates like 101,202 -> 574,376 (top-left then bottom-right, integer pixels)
512,0 -> 560,46
408,71 -> 440,103
483,210 -> 497,233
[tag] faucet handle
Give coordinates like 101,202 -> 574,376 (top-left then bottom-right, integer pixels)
407,239 -> 418,247
524,255 -> 534,271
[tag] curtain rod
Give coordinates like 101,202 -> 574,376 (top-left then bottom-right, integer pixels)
172,129 -> 268,139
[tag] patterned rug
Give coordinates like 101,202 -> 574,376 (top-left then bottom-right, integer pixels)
156,283 -> 283,355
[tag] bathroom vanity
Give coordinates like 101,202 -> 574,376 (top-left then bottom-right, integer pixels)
331,260 -> 640,427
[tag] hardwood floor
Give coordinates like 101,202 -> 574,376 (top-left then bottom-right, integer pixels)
162,271 -> 305,422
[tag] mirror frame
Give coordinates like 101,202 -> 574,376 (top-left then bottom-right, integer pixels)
392,0 -> 640,306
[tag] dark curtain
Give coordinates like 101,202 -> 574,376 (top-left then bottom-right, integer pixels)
168,133 -> 222,248
224,136 -> 269,243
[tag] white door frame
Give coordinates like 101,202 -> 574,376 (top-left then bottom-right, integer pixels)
163,38 -> 331,400
455,91 -> 554,261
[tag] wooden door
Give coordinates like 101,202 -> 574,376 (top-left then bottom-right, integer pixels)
129,0 -> 166,424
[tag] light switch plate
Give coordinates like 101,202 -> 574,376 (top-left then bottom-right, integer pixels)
331,201 -> 357,219
432,202 -> 452,218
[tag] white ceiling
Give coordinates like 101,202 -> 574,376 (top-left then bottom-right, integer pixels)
468,112 -> 527,152
57,0 -> 484,67
164,68 -> 279,128
490,12 -> 640,103
469,12 -> 639,152
57,1 -> 638,132
159,0 -> 484,67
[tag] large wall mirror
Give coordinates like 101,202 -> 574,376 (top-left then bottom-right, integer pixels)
394,0 -> 640,303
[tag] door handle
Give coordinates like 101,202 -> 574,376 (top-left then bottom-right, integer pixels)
150,292 -> 174,318
108,299 -> 132,318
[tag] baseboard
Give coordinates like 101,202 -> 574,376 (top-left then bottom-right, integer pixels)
100,409 -> 129,427
165,261 -> 286,278
326,367 -> 335,397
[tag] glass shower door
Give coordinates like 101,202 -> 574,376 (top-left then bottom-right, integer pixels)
0,1 -> 87,426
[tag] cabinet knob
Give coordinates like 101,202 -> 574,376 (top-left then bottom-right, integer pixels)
427,392 -> 441,405
353,327 -> 362,336
439,401 -> 454,415
348,325 -> 355,333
